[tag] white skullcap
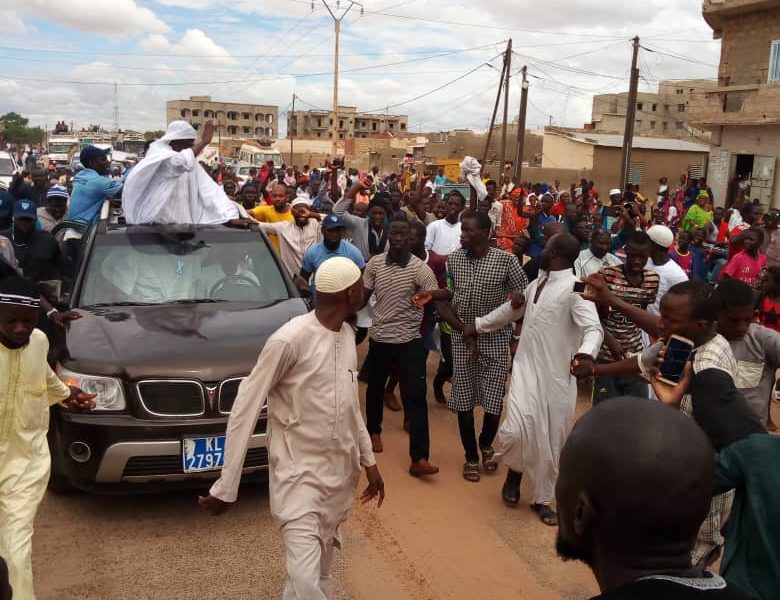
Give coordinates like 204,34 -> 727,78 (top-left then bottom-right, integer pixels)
161,120 -> 198,142
291,196 -> 311,207
647,225 -> 674,248
609,188 -> 622,196
315,257 -> 362,294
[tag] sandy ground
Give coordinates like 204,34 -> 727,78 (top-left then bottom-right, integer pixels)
31,351 -> 780,600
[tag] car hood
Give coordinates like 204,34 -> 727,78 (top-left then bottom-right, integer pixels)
62,299 -> 307,381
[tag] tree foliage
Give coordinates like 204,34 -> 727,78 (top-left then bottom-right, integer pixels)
144,130 -> 165,141
0,112 -> 45,145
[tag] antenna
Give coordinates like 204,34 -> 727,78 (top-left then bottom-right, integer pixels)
112,82 -> 120,131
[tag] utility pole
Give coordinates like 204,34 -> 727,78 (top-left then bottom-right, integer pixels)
620,36 -> 640,191
513,65 -> 528,183
499,39 -> 512,188
481,39 -> 511,170
290,93 -> 296,166
321,0 -> 363,158
112,82 -> 120,131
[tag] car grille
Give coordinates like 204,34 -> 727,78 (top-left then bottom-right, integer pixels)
122,447 -> 269,477
136,381 -> 205,416
218,378 -> 244,414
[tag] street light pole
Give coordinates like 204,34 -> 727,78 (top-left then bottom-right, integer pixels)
321,0 -> 363,158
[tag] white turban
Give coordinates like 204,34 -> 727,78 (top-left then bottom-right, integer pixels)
161,120 -> 198,142
315,257 -> 361,294
291,190 -> 311,207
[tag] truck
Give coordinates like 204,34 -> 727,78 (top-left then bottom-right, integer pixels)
238,143 -> 282,169
46,135 -> 80,166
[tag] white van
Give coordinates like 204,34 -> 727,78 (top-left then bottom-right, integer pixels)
238,144 -> 282,169
0,151 -> 19,189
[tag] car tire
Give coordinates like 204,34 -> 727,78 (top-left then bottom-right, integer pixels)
47,420 -> 73,494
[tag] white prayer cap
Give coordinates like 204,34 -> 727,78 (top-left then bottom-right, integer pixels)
609,188 -> 622,197
315,257 -> 362,294
291,196 -> 311,207
161,120 -> 198,142
647,225 -> 674,248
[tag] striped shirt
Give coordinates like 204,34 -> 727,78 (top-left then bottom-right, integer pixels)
598,264 -> 659,362
364,252 -> 439,344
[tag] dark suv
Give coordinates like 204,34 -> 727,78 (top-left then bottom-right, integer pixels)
49,206 -> 307,492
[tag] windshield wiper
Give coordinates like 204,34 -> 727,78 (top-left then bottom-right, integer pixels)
83,302 -> 161,307
164,299 -> 226,304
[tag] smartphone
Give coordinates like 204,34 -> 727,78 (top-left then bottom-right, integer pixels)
573,281 -> 587,293
604,205 -> 620,217
658,335 -> 694,385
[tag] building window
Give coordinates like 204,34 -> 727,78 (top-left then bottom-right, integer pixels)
389,123 -> 394,130
339,120 -> 344,128
637,102 -> 643,111
401,123 -> 406,130
677,104 -> 685,112
663,121 -> 668,131
676,89 -> 683,94
339,133 -> 345,139
651,103 -> 657,111
317,133 -> 321,138
635,119 -> 642,128
676,121 -> 685,130
649,120 -> 656,129
243,127 -> 251,134
204,110 -> 214,118
372,123 -> 377,131
770,40 -> 780,83
180,109 -> 188,117
317,119 -> 322,127
267,114 -> 273,124
192,110 -> 200,117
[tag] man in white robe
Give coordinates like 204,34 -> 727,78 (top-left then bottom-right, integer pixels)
199,257 -> 384,600
471,234 -> 603,526
122,120 -> 241,225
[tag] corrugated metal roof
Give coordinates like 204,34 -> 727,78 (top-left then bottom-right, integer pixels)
551,131 -> 711,153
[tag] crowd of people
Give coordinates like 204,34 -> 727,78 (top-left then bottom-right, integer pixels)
0,118 -> 778,600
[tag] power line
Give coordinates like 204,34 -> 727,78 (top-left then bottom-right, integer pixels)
640,43 -> 719,68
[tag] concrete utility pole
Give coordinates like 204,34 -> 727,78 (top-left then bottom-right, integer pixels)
290,93 -> 296,166
321,0 -> 363,157
513,65 -> 528,183
499,38 -> 512,188
620,36 -> 640,191
482,39 -> 511,170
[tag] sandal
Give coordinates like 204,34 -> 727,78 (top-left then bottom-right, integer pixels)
462,461 -> 481,483
531,503 -> 558,527
481,446 -> 498,473
502,470 -> 521,507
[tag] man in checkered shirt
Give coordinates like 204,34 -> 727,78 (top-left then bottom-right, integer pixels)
434,212 -> 528,482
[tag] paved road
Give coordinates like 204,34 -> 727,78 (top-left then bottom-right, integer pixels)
38,352 -> 778,599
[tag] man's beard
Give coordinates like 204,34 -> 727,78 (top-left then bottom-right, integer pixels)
555,531 -> 594,567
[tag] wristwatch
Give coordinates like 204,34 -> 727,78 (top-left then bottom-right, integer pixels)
46,308 -> 59,318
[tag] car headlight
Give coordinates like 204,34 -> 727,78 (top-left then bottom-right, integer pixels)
59,367 -> 126,411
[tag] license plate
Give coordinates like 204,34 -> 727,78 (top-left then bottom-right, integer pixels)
182,436 -> 225,473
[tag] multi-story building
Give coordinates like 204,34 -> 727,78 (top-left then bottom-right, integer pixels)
165,96 -> 279,140
688,0 -> 780,207
287,106 -> 408,139
588,80 -> 717,139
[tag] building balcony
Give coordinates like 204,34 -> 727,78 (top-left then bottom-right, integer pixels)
688,83 -> 780,126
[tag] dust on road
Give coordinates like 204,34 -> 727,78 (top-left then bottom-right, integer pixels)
32,354 -> 604,600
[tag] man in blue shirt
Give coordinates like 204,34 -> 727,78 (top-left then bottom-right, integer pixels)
66,146 -> 124,225
297,214 -> 364,299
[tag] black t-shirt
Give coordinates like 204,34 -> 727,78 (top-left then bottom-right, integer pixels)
0,228 -> 63,282
592,576 -> 753,600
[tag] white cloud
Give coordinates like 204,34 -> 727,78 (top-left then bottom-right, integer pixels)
7,0 -> 169,38
0,10 -> 26,34
171,29 -> 236,66
139,34 -> 171,52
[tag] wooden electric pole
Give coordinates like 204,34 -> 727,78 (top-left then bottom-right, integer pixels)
481,39 -> 511,170
513,65 -> 528,183
499,38 -> 512,186
620,36 -> 640,191
290,93 -> 296,166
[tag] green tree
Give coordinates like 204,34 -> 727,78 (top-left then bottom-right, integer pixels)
0,112 -> 45,145
144,130 -> 165,141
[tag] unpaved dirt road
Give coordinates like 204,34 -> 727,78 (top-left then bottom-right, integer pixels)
39,349 -> 771,600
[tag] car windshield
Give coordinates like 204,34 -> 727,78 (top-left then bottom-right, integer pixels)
0,158 -> 14,176
238,167 -> 252,175
78,227 -> 291,307
49,143 -> 73,154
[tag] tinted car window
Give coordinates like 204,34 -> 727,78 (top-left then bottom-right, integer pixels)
78,227 -> 291,306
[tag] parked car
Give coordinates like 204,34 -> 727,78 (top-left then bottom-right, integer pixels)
48,205 -> 307,492
235,163 -> 255,188
0,151 -> 19,189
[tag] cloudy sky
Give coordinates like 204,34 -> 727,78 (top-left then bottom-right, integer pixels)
0,0 -> 721,135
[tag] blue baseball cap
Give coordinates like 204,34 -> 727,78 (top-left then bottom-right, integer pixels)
0,189 -> 12,219
79,145 -> 111,167
13,199 -> 37,220
322,214 -> 346,230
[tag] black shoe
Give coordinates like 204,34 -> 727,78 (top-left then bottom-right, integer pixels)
501,469 -> 522,508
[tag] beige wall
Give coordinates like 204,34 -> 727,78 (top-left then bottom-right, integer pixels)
542,134 -> 595,170
166,98 -> 278,139
591,147 -> 709,194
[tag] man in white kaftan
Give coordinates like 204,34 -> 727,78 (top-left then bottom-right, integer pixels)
474,234 -> 602,523
200,257 -> 384,600
122,120 -> 240,225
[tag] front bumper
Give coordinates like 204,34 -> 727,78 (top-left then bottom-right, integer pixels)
53,411 -> 267,489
